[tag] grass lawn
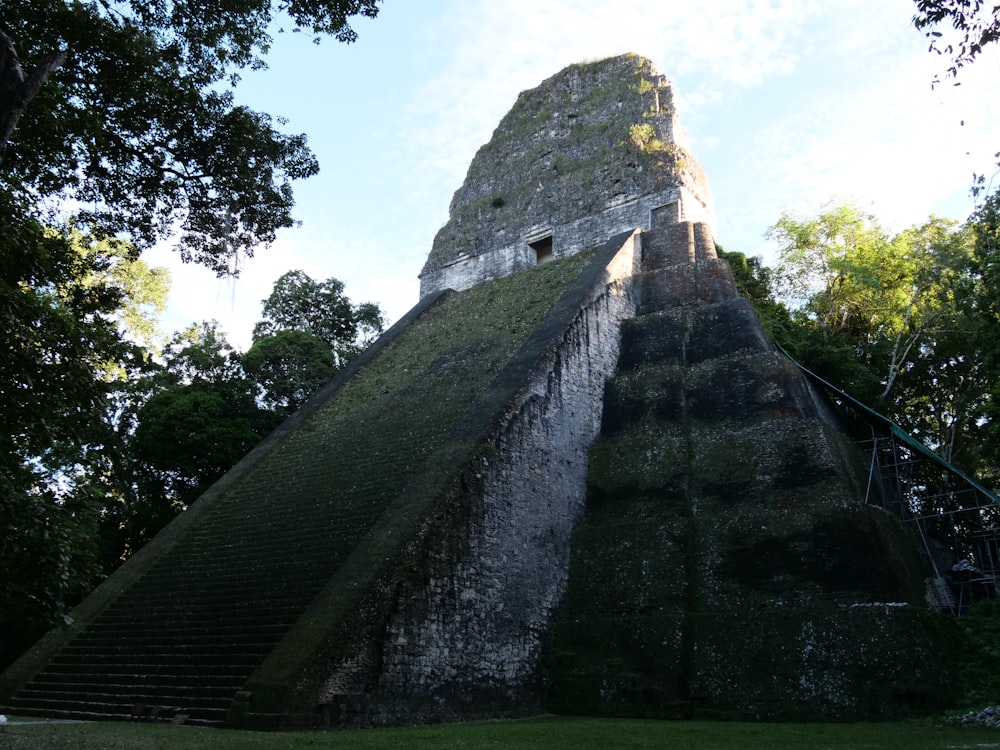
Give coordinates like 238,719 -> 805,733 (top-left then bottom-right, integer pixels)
2,715 -> 1000,749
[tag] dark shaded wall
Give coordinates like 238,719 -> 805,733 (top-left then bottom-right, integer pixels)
545,219 -> 958,720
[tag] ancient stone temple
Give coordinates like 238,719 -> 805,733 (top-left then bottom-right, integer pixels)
0,54 -> 956,728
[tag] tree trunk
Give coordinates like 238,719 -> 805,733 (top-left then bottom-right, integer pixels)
0,31 -> 67,152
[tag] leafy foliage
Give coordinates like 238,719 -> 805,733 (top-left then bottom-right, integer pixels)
0,220 -> 156,473
716,247 -> 791,338
0,474 -> 102,667
254,271 -> 383,357
968,187 -> 1000,474
957,599 -> 1000,705
243,329 -> 335,413
751,202 -> 995,479
912,0 -> 1000,80
1,0 -> 379,273
247,271 -> 384,410
0,219 -> 166,667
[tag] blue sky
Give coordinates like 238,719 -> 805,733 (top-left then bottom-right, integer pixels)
145,0 -> 1000,350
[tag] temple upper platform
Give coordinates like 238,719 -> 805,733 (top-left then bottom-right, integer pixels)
419,54 -> 716,297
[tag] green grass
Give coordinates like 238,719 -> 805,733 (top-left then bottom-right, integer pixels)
2,716 -> 999,749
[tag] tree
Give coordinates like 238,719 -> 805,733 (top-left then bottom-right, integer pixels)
967,187 -> 1000,468
0,475 -> 101,668
913,0 -> 1000,80
716,246 -> 791,339
1,0 -> 380,273
765,203 -> 898,402
0,224 -> 168,484
252,270 -> 385,369
243,329 -> 336,413
247,270 -> 385,411
764,202 -> 991,473
0,225 -> 166,668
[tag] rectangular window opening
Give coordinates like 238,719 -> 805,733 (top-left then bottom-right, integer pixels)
650,201 -> 680,230
530,235 -> 554,265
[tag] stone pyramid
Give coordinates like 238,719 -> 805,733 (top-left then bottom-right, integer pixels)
0,54 -> 955,728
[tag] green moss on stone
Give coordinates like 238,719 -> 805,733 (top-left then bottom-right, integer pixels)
548,287 -> 956,721
425,54 -> 686,272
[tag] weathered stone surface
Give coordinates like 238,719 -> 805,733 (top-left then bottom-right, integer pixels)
419,54 -> 715,297
546,221 -> 957,721
367,266 -> 637,724
1,54 -> 959,729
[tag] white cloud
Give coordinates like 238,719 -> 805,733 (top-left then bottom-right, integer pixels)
146,0 -> 1000,347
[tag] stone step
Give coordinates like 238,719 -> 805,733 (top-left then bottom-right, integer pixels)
92,606 -> 302,626
97,599 -> 309,620
135,565 -> 324,586
35,661 -> 257,678
617,299 -> 770,371
48,651 -> 266,669
73,626 -> 291,645
70,629 -> 287,650
634,259 -> 736,312
61,641 -> 274,657
117,583 -> 320,601
10,689 -> 234,712
32,671 -> 245,688
14,681 -> 238,701
4,698 -> 227,725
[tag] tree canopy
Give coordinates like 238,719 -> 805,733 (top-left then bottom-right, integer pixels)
1,0 -> 379,272
247,269 -> 385,411
728,202 -> 994,481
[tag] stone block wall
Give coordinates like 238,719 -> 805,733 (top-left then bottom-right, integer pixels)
545,223 -> 959,721
419,54 -> 717,298
419,186 -> 715,297
368,281 -> 636,723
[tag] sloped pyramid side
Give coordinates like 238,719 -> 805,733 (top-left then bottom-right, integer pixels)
2,52 -> 960,729
545,218 -> 958,719
1,234 -> 642,728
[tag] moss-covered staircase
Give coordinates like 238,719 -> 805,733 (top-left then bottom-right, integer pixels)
0,245 -> 613,727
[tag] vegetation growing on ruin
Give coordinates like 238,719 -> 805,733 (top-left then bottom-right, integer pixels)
548,295 -> 958,720
426,54 -> 686,270
228,246 -> 602,711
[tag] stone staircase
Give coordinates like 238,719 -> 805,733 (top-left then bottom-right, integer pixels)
4,513 -> 332,724
1,346 -> 425,722
1,251 -> 597,727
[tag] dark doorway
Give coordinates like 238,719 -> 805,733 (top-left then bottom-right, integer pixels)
530,235 -> 554,265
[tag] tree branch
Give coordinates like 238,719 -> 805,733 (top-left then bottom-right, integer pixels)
1,30 -> 69,152
105,129 -> 211,182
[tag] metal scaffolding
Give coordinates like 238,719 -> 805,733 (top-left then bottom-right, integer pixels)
861,431 -> 1000,614
777,344 -> 1000,616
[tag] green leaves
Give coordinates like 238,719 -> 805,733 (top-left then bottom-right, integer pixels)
246,270 -> 384,410
244,329 -> 335,412
253,269 -> 385,369
133,382 -> 271,499
0,473 -> 101,666
760,201 -> 997,476
912,0 -> 1000,81
2,0 -> 376,272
